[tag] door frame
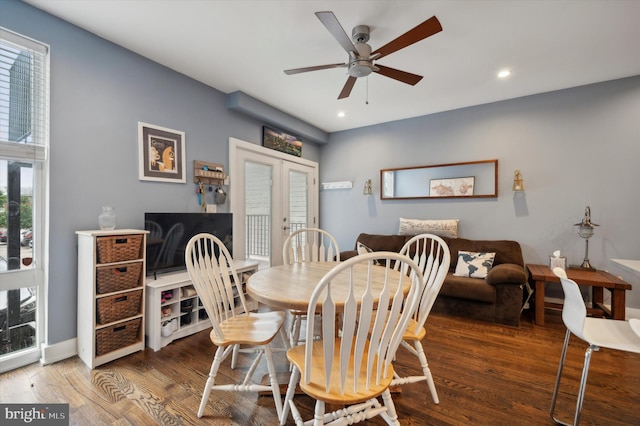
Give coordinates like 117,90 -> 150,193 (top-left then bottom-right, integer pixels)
229,137 -> 319,265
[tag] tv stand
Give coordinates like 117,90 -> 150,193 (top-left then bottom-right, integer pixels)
145,260 -> 259,351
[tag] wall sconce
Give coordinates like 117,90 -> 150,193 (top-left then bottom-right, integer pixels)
363,179 -> 372,195
512,170 -> 525,191
573,205 -> 599,270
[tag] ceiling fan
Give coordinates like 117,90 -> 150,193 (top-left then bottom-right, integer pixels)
284,11 -> 442,99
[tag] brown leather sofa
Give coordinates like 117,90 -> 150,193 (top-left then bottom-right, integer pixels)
341,233 -> 528,327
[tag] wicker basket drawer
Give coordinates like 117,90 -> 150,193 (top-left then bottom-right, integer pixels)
96,290 -> 143,325
97,235 -> 143,264
96,262 -> 143,294
95,318 -> 141,356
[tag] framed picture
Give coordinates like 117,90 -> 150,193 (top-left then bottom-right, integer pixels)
262,126 -> 302,157
138,122 -> 186,183
429,176 -> 475,197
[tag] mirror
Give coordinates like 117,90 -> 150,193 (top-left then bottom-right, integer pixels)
380,159 -> 498,200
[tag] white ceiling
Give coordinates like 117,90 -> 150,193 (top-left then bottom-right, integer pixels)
24,0 -> 640,133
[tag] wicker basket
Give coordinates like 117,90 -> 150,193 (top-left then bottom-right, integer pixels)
95,318 -> 141,356
96,262 -> 143,294
97,235 -> 143,264
96,290 -> 143,325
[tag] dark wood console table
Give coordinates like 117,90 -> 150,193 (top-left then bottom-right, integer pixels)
527,264 -> 632,325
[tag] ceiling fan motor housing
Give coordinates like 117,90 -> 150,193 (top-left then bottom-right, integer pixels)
349,25 -> 375,78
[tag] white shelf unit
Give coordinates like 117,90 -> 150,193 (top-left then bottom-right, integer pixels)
145,260 -> 259,351
76,229 -> 148,369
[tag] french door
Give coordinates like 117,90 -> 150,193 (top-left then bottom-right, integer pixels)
229,138 -> 318,268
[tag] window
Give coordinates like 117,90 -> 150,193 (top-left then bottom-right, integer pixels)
0,27 -> 48,372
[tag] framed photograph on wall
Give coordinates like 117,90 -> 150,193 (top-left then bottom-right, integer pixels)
138,122 -> 186,183
429,176 -> 475,197
262,126 -> 302,157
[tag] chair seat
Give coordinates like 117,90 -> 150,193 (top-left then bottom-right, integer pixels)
402,318 -> 426,341
210,311 -> 285,347
583,317 -> 640,353
287,339 -> 394,405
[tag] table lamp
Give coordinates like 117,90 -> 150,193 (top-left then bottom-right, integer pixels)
573,206 -> 598,270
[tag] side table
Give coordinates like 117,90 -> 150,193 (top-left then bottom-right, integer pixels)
526,264 -> 632,326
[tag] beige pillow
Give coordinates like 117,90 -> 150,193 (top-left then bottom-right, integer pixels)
398,218 -> 459,238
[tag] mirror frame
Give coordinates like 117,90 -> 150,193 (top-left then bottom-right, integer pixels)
380,159 -> 498,200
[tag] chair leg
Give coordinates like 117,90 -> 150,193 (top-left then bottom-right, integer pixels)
414,340 -> 439,404
379,389 -> 401,426
313,400 -> 326,426
264,344 -> 284,420
231,344 -> 239,369
550,329 -> 571,425
198,345 -> 226,418
574,345 -> 597,426
280,365 -> 300,425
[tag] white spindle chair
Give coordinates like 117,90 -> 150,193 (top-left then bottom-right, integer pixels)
185,233 -> 286,419
391,233 -> 450,403
280,251 -> 424,426
282,228 -> 340,347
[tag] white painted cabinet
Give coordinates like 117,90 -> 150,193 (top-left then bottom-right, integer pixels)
76,229 -> 148,368
145,260 -> 259,351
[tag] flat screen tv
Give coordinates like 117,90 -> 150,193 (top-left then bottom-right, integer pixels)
144,212 -> 232,278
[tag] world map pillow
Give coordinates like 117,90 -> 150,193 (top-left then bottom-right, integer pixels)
398,218 -> 459,238
357,242 -> 381,265
453,251 -> 496,279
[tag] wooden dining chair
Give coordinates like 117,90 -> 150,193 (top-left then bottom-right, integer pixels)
550,267 -> 640,425
185,233 -> 286,420
280,251 -> 424,426
391,233 -> 450,404
282,227 -> 340,347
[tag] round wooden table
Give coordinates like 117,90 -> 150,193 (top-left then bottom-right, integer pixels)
246,261 -> 407,312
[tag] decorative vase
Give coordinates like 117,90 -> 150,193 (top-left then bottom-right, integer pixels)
98,206 -> 116,230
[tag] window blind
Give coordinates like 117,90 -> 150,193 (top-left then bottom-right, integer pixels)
0,27 -> 48,161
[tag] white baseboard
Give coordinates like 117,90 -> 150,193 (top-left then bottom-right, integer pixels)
41,338 -> 77,366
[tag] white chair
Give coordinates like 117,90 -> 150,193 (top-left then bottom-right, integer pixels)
282,228 -> 340,347
280,251 -> 424,426
184,233 -> 286,419
550,267 -> 640,425
391,233 -> 450,404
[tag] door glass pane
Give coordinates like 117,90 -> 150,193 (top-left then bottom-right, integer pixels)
245,161 -> 271,268
289,170 -> 308,234
0,160 -> 36,355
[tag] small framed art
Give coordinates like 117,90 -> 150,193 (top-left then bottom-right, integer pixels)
262,126 -> 302,157
138,122 -> 186,183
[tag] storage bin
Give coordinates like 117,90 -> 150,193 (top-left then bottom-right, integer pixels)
95,318 -> 142,356
97,235 -> 143,264
96,290 -> 143,325
96,262 -> 143,294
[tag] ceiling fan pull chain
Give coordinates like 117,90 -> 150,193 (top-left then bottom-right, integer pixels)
366,77 -> 369,105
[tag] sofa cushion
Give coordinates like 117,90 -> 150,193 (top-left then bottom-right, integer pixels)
439,273 -> 496,303
486,263 -> 528,285
453,251 -> 495,278
353,233 -> 410,253
448,238 -> 524,269
398,218 -> 459,238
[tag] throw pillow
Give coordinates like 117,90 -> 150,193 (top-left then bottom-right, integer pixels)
398,218 -> 459,238
453,251 -> 496,279
356,242 -> 380,265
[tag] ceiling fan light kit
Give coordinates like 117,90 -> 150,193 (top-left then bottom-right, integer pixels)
284,11 -> 442,99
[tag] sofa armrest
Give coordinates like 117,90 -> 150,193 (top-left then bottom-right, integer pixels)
486,263 -> 527,285
340,250 -> 358,261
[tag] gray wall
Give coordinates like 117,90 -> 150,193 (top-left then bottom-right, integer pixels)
320,75 -> 640,308
1,0 -> 321,345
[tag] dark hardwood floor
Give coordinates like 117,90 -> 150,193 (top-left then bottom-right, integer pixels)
2,309 -> 639,425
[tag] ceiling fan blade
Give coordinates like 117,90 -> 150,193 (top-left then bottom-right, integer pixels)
284,63 -> 346,75
315,11 -> 357,55
374,65 -> 423,85
338,76 -> 357,99
372,16 -> 442,59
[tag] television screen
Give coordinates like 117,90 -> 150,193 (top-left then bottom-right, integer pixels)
144,212 -> 232,278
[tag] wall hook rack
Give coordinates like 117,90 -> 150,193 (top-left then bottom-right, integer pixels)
193,160 -> 226,185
